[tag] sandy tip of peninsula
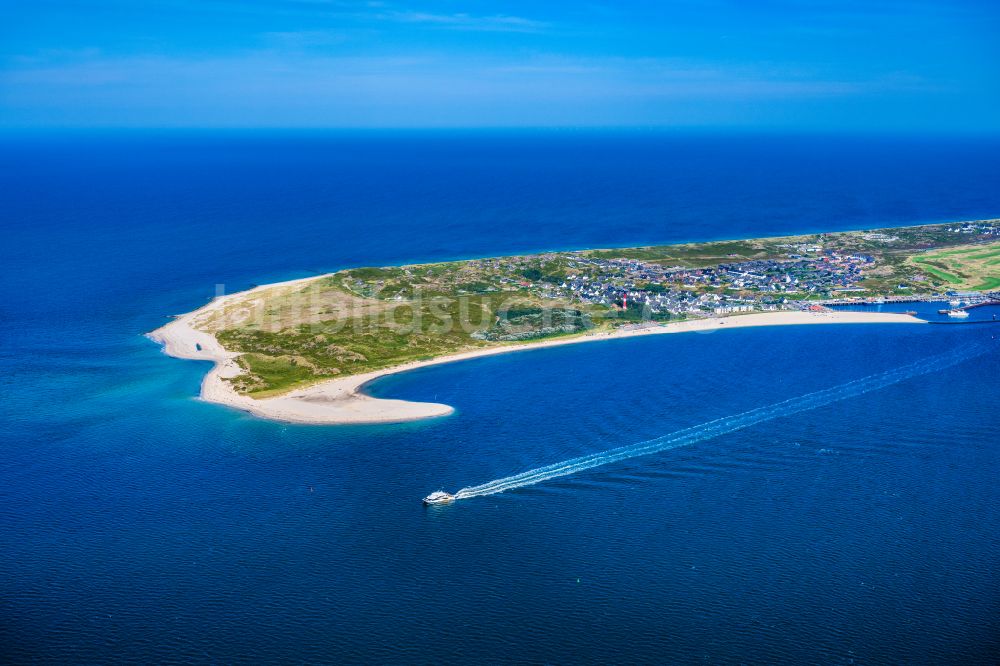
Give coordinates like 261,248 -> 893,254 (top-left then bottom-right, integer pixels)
149,296 -> 924,425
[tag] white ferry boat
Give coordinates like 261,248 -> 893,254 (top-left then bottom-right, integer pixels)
947,309 -> 970,318
423,491 -> 456,505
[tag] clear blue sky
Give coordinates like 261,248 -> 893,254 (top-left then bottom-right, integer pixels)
2,0 -> 998,130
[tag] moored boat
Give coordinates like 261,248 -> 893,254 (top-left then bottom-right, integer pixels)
947,309 -> 970,318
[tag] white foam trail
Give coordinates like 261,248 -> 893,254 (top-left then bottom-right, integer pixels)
453,344 -> 987,500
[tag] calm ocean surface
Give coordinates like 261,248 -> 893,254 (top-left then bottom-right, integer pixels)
1,133 -> 998,663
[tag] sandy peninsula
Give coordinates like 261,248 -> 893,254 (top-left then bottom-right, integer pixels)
149,276 -> 925,425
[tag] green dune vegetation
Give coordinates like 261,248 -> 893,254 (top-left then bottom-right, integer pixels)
192,220 -> 999,397
204,270 -> 609,398
907,242 -> 1000,291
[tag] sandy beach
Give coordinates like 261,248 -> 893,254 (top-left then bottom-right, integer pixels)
149,279 -> 925,425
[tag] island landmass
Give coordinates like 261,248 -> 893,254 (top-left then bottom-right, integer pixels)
150,219 -> 1000,424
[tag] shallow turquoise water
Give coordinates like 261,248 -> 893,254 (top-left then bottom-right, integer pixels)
1,133 -> 998,663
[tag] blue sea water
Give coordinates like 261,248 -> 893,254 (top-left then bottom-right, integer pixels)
1,132 -> 999,663
830,300 -> 1000,324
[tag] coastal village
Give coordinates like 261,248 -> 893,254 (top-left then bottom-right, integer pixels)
531,252 -> 870,317
451,219 -> 1000,320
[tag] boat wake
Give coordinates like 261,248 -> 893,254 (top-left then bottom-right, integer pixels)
452,343 -> 988,501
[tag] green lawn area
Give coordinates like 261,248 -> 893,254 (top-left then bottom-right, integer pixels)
911,242 -> 1000,288
932,246 -> 1000,259
913,259 -> 962,284
936,247 -> 978,257
972,276 -> 1000,291
924,267 -> 963,284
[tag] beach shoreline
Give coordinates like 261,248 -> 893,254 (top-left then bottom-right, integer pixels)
149,279 -> 926,425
